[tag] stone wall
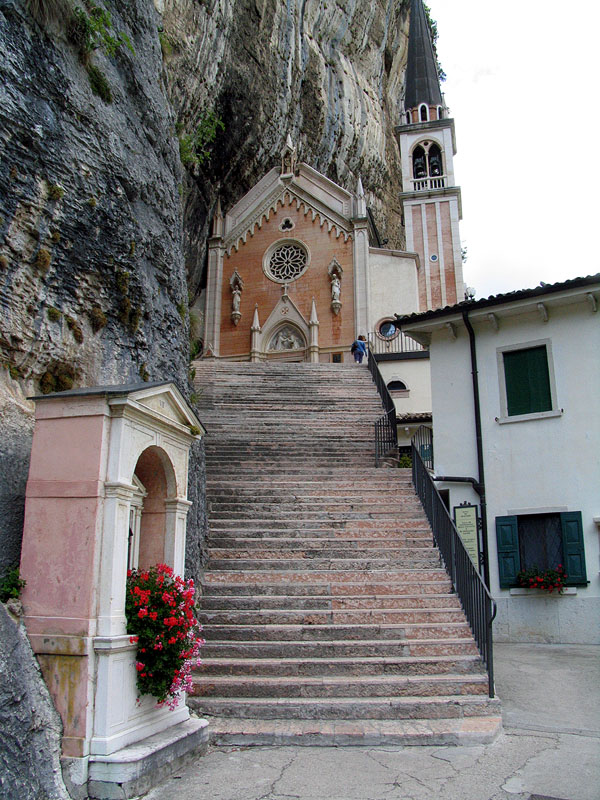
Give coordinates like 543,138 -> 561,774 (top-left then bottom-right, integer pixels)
0,0 -> 207,582
0,602 -> 71,800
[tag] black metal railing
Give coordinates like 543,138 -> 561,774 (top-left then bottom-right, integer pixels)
411,439 -> 496,697
412,424 -> 433,470
367,331 -> 427,356
367,342 -> 398,465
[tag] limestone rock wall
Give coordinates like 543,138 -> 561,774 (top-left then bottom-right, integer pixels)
161,0 -> 410,293
0,0 -> 206,580
0,602 -> 71,800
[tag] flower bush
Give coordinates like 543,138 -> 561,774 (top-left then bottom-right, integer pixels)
516,564 -> 567,594
125,564 -> 204,709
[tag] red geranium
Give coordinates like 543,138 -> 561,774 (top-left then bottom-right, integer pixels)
516,564 -> 567,594
125,563 -> 204,708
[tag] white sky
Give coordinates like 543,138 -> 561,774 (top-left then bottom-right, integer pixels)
428,0 -> 600,299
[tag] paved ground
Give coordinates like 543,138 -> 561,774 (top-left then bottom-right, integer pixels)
142,643 -> 600,800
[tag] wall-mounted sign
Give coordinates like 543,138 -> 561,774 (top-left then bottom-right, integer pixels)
453,503 -> 480,567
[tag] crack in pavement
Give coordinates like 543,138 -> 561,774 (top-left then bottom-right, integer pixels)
255,752 -> 298,800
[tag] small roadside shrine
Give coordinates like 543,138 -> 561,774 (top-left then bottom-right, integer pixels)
19,382 -> 208,799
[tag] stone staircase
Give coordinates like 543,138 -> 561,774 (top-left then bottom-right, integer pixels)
190,361 -> 501,745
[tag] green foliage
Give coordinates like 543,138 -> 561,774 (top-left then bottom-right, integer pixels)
65,315 -> 84,343
50,229 -> 61,243
88,305 -> 107,332
87,64 -> 112,103
189,425 -> 201,437
88,196 -> 97,208
48,183 -> 64,201
178,111 -> 224,168
35,248 -> 52,273
69,3 -> 134,62
139,362 -> 149,382
398,454 -> 412,468
177,301 -> 187,321
39,362 -> 76,394
158,30 -> 172,58
115,270 -> 130,294
0,568 -> 26,603
423,4 -> 446,83
128,306 -> 141,333
47,306 -> 62,322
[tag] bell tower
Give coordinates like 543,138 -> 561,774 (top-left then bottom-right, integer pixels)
397,0 -> 465,310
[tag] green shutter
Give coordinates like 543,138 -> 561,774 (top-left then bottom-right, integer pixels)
560,511 -> 587,584
496,516 -> 520,588
503,346 -> 552,416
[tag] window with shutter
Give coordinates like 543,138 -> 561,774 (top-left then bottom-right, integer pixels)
495,511 -> 588,588
503,346 -> 552,416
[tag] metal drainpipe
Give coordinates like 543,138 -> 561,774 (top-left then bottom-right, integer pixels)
461,309 -> 491,589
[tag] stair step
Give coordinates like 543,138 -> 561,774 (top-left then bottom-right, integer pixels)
200,638 -> 480,659
200,594 -> 460,610
198,655 -> 484,677
188,694 -> 500,721
200,622 -> 473,641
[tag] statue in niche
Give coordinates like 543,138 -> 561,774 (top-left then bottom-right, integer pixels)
269,326 -> 303,351
230,271 -> 244,325
331,275 -> 341,303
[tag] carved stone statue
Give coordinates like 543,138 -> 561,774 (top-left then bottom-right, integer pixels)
331,275 -> 341,303
232,288 -> 241,313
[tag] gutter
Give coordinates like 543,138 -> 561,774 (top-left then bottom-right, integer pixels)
433,475 -> 482,495
462,309 -> 491,589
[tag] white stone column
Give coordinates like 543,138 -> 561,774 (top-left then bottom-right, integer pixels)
97,482 -> 136,638
204,203 -> 225,357
309,298 -> 319,363
164,498 -> 193,576
250,305 -> 262,363
352,219 -> 370,335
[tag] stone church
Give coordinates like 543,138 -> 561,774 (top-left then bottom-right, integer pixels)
202,0 -> 465,383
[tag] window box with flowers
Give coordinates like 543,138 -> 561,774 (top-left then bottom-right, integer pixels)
125,563 -> 204,709
496,511 -> 588,593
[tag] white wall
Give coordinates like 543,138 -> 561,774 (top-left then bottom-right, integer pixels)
425,294 -> 600,643
368,250 -> 419,329
378,359 -> 432,418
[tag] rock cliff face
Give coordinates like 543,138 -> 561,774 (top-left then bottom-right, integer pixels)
161,0 -> 410,293
0,0 -> 204,578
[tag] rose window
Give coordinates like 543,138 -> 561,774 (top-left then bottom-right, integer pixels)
266,243 -> 308,282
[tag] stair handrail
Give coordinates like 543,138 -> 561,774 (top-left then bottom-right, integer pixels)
366,343 -> 398,465
411,439 -> 496,698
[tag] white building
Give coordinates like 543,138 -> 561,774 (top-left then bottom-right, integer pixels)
397,275 -> 600,644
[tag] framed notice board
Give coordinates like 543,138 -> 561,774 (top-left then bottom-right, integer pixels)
453,503 -> 480,567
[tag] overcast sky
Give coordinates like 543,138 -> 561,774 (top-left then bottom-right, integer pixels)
427,0 -> 599,299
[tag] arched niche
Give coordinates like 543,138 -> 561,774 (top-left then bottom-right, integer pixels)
132,445 -> 178,571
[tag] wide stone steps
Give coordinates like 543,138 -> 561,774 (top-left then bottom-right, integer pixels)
197,654 -> 483,677
187,695 -> 499,722
199,638 -> 480,659
192,361 -> 500,746
197,622 -> 474,642
191,673 -> 489,699
200,593 -> 460,610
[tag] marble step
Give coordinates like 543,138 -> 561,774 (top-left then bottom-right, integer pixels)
199,622 -> 473,642
199,638 -> 480,659
199,593 -> 459,610
187,694 -> 500,721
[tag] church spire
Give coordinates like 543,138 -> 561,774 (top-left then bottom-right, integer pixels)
404,0 -> 443,124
